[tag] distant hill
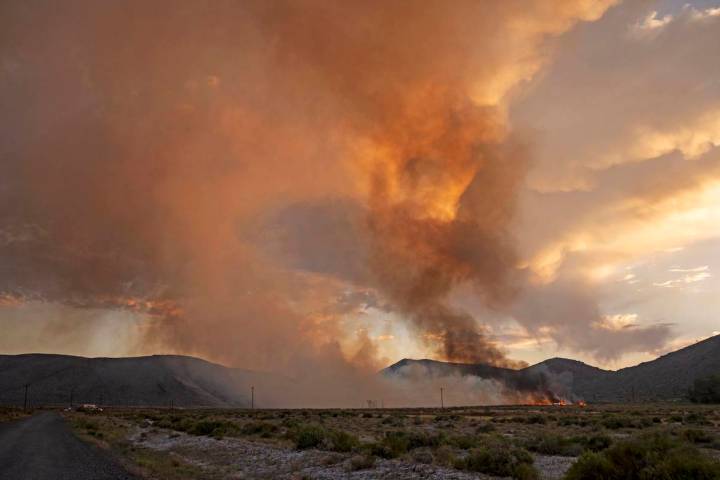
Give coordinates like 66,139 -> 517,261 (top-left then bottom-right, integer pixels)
383,334 -> 720,403
3,334 -> 718,407
0,354 -> 286,408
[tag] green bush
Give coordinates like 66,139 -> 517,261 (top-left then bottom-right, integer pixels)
374,431 -> 410,458
293,424 -> 327,449
289,423 -> 359,452
327,429 -> 360,453
583,433 -> 613,452
457,439 -> 538,480
600,415 -> 651,429
563,451 -> 615,480
564,432 -> 720,480
525,434 -> 583,456
680,428 -> 714,444
449,434 -> 480,450
366,430 -> 447,458
188,419 -> 239,438
240,421 -> 278,438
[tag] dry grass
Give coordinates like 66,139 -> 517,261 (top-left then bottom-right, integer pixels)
0,407 -> 29,424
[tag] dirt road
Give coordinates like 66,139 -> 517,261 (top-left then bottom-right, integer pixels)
0,412 -> 137,480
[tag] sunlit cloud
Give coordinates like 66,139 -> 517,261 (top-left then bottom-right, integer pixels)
668,265 -> 709,273
653,270 -> 712,288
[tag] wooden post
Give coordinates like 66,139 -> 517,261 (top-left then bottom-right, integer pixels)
440,387 -> 444,409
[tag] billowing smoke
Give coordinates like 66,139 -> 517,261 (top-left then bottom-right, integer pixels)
0,0 -> 618,405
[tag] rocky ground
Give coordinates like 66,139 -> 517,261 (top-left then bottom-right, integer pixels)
131,426 -> 499,480
65,404 -> 720,480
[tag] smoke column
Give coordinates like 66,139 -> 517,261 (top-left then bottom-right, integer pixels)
0,0 -> 616,404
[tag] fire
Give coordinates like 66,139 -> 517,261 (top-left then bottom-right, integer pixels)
520,390 -> 587,406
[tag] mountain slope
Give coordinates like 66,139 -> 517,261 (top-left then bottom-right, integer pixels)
383,334 -> 720,402
0,354 -> 277,407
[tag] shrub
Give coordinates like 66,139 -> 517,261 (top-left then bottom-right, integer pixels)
289,423 -> 359,452
188,419 -> 239,438
583,433 -> 613,452
432,445 -> 457,467
406,431 -> 446,449
327,429 -> 360,453
680,428 -> 714,444
346,454 -> 375,471
457,439 -> 538,480
526,414 -> 546,425
293,424 -> 327,449
525,434 -> 583,456
684,412 -> 711,425
449,434 -> 480,450
564,432 -> 720,480
600,415 -> 650,429
412,448 -> 434,464
689,375 -> 720,404
475,422 -> 496,433
372,431 -> 410,458
563,451 -> 615,480
241,421 -> 278,437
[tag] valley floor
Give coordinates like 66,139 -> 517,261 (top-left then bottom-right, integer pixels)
64,403 -> 720,480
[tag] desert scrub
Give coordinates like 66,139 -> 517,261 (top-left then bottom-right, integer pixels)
188,419 -> 240,438
369,431 -> 410,458
564,431 -> 720,480
368,430 -> 448,458
326,429 -> 360,452
524,433 -> 584,456
346,454 -> 376,471
292,424 -> 327,449
558,416 -> 593,427
448,434 -> 480,450
475,421 -> 496,433
678,428 -> 715,444
456,439 -> 539,480
0,407 -> 28,423
289,423 -> 360,452
240,420 -> 279,438
600,414 -> 651,429
72,417 -> 106,438
582,433 -> 613,452
683,412 -> 712,425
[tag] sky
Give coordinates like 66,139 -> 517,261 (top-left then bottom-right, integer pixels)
1,0 -> 719,381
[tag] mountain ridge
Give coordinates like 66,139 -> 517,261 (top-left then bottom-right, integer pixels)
1,334 -> 717,406
383,334 -> 720,402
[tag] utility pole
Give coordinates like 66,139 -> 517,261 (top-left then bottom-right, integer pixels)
440,387 -> 444,409
23,384 -> 28,411
251,386 -> 254,409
